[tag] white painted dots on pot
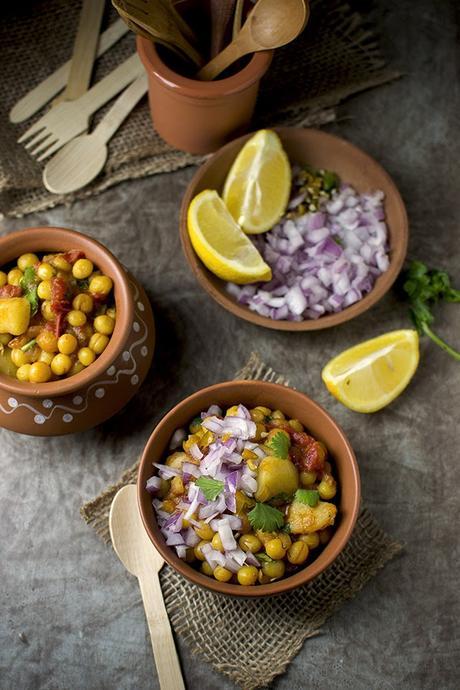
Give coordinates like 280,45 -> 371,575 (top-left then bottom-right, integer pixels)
34,414 -> 46,425
131,375 -> 139,386
42,399 -> 53,409
73,396 -> 83,405
141,346 -> 148,357
63,414 -> 73,423
137,301 -> 145,312
8,398 -> 18,408
95,388 -> 105,399
133,321 -> 140,333
107,366 -> 116,376
122,351 -> 130,362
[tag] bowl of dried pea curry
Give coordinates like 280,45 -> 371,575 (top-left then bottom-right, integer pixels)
138,380 -> 360,597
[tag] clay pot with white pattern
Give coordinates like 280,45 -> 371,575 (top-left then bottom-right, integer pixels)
0,227 -> 155,436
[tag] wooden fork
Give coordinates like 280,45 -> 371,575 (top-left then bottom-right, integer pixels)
18,54 -> 144,162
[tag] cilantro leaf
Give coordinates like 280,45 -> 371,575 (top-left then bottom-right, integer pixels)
20,267 -> 39,316
295,489 -> 319,507
402,261 -> 460,361
248,502 -> 285,532
268,431 -> 290,459
195,476 -> 224,501
322,170 -> 340,192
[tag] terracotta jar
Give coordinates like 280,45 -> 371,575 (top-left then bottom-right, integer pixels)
0,227 -> 155,436
137,36 -> 273,154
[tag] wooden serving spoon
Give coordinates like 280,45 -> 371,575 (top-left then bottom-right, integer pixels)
197,0 -> 309,81
109,485 -> 185,690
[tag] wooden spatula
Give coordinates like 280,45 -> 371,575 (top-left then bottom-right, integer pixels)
109,485 -> 185,690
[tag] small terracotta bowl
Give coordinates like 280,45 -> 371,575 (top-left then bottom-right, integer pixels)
0,227 -> 155,436
138,380 -> 360,598
137,36 -> 273,154
180,127 -> 409,330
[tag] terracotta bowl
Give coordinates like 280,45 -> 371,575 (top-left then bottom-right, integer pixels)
138,380 -> 360,598
0,227 -> 155,436
180,127 -> 409,330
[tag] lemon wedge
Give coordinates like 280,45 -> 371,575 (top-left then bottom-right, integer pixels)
223,129 -> 291,234
321,330 -> 419,413
187,189 -> 272,284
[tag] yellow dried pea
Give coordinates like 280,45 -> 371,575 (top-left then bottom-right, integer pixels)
89,333 -> 109,354
50,353 -> 72,376
7,268 -> 23,286
89,275 -> 113,296
300,470 -> 317,486
170,476 -> 185,496
194,520 -> 215,541
18,253 -> 39,271
165,451 -> 188,469
200,561 -> 213,577
67,310 -> 86,327
237,565 -> 258,585
41,301 -> 55,321
72,259 -> 93,280
0,271 -> 7,287
211,533 -> 224,553
36,330 -> 58,353
239,534 -> 262,553
29,361 -> 51,383
37,280 -> 52,300
38,350 -> 54,365
194,540 -> 210,561
298,532 -> 320,549
78,347 -> 96,367
58,333 -> 77,355
271,409 -> 285,420
72,293 -> 93,313
52,255 -> 71,272
11,348 -> 29,367
213,566 -> 232,582
16,363 -> 32,381
265,537 -> 286,560
0,297 -> 30,336
36,262 -> 54,280
94,314 -> 115,335
288,419 -> 304,432
261,560 -> 285,580
287,540 -> 309,564
318,474 -> 337,500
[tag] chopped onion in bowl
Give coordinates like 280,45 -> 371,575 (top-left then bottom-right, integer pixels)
226,180 -> 390,321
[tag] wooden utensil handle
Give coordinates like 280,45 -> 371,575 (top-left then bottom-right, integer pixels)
138,572 -> 185,690
94,74 -> 148,143
63,0 -> 106,101
78,54 -> 144,115
197,39 -> 245,80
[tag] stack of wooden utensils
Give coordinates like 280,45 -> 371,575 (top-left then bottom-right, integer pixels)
12,0 -> 308,194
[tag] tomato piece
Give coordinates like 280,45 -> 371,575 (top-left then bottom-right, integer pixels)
0,285 -> 23,298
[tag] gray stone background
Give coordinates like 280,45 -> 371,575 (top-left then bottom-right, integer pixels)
1,0 -> 459,688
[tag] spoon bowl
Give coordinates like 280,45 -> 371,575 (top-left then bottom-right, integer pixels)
197,0 -> 309,80
43,134 -> 108,194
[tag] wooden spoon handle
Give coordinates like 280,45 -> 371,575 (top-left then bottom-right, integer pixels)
59,0 -> 105,102
196,39 -> 245,81
78,53 -> 144,115
94,74 -> 148,143
137,571 -> 185,690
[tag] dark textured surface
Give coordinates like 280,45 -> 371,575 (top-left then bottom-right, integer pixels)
1,0 -> 459,688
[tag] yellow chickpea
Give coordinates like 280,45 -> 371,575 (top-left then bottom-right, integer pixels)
253,422 -> 266,441
72,293 -> 93,313
265,538 -> 286,560
89,275 -> 113,296
37,280 -> 52,300
72,259 -> 93,280
50,353 -> 72,376
70,361 -> 85,376
36,262 -> 55,280
279,533 -> 292,550
58,333 -> 77,355
77,347 -> 95,366
300,470 -> 317,487
318,475 -> 337,500
213,566 -> 232,583
52,256 -> 71,272
39,350 -> 54,365
272,409 -> 285,420
261,560 -> 285,580
0,333 -> 12,345
239,534 -> 263,553
249,408 -> 265,423
16,364 -> 32,382
0,271 -> 7,287
161,499 -> 176,514
36,330 -> 58,353
106,307 -> 116,320
17,253 -> 39,271
170,476 -> 185,496
258,570 -> 271,585
255,406 -> 271,416
29,361 -> 51,383
319,528 -> 332,545
89,333 -> 109,355
7,268 -> 23,286
11,349 -> 29,367
94,314 -> 115,335
211,533 -> 224,553
41,301 -> 55,322
200,561 -> 213,577
194,540 -> 210,562
298,532 -> 320,549
67,310 -> 87,327
194,521 -> 215,541
237,565 -> 259,586
288,419 -> 304,432
287,541 -> 309,565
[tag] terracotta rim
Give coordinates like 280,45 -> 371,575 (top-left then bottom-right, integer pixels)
0,226 -> 134,398
137,36 -> 273,99
138,380 -> 361,598
179,126 -> 409,331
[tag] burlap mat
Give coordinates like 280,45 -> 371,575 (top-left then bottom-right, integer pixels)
81,352 -> 402,690
0,0 -> 400,218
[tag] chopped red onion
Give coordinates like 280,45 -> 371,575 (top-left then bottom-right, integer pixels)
175,545 -> 187,559
189,443 -> 203,461
169,428 -> 186,449
226,181 -> 389,321
146,476 -> 162,495
152,463 -> 181,479
184,527 -> 200,547
217,519 -> 237,551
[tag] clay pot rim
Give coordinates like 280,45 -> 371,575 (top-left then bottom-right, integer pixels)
179,126 -> 409,331
0,226 -> 134,398
138,380 -> 361,598
137,36 -> 273,99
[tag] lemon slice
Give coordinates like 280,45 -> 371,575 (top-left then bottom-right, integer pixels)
187,189 -> 272,284
223,129 -> 291,234
321,330 -> 419,413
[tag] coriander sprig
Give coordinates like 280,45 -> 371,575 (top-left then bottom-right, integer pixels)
402,261 -> 460,361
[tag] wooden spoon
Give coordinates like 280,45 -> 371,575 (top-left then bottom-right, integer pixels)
209,0 -> 237,58
112,0 -> 203,66
109,485 -> 185,690
197,0 -> 309,81
43,74 -> 148,194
